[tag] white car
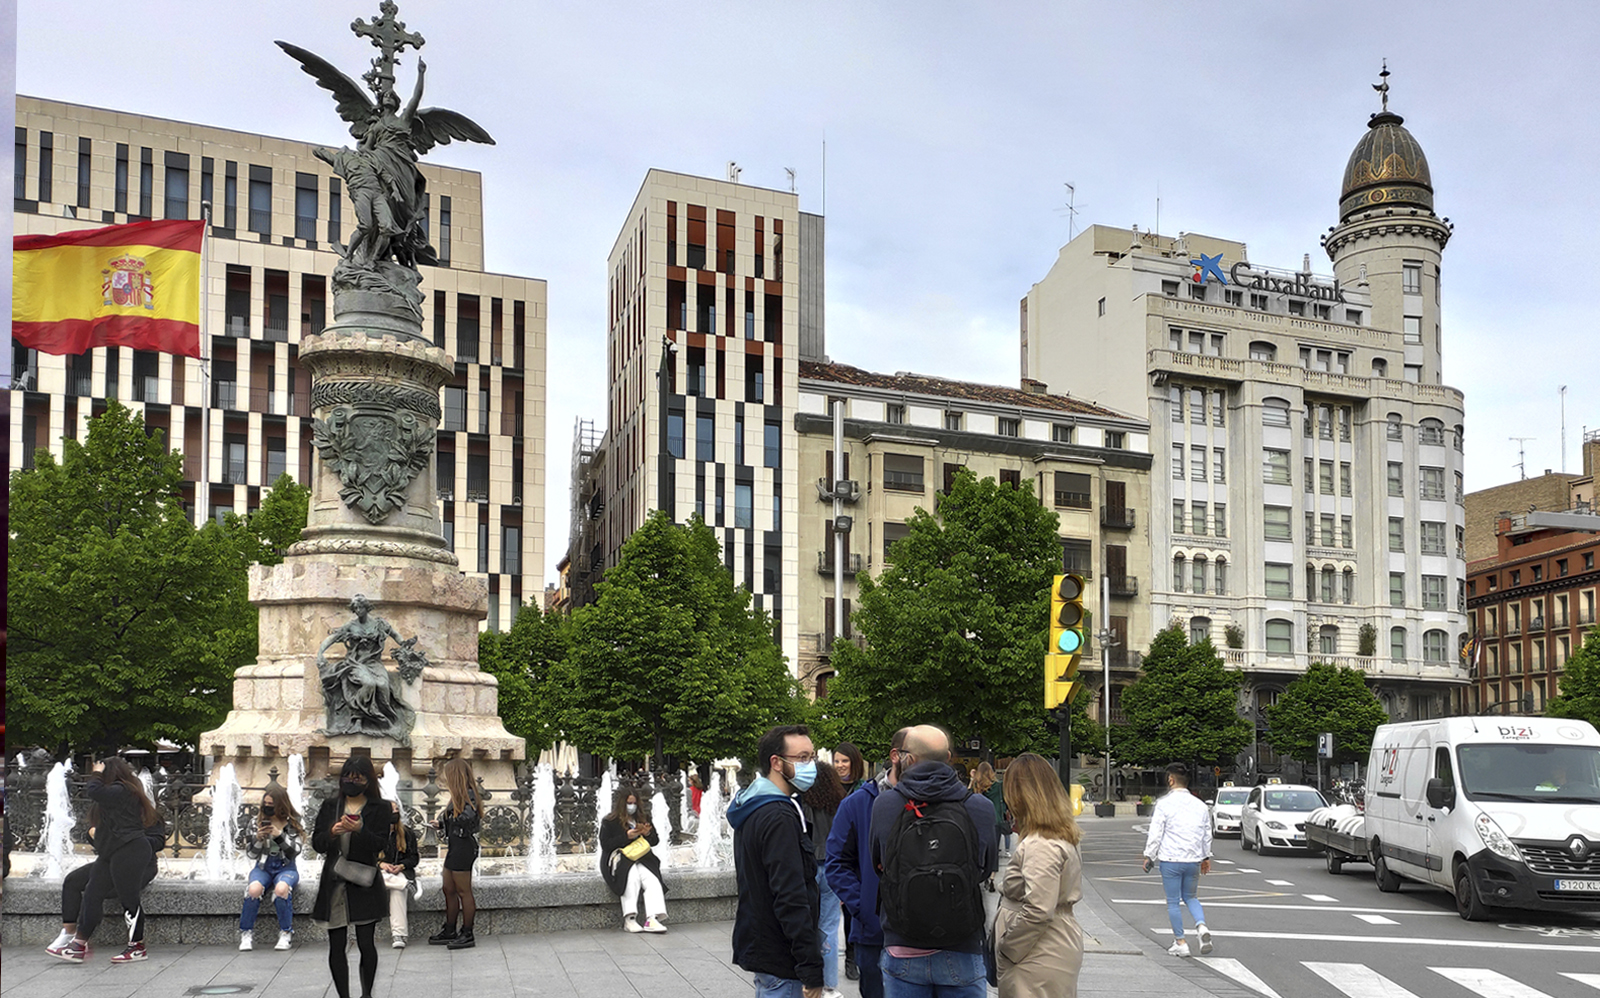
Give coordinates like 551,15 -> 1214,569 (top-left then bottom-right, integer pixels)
1211,787 -> 1251,837
1241,783 -> 1329,854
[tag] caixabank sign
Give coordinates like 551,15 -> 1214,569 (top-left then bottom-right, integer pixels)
1188,250 -> 1349,303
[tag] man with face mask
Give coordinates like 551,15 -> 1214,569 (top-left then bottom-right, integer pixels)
728,724 -> 824,998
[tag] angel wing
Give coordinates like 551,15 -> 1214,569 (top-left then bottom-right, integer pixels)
277,40 -> 377,135
410,107 -> 496,157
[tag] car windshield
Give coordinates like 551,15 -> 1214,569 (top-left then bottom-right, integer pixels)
1457,743 -> 1600,803
1262,790 -> 1325,811
1215,790 -> 1250,806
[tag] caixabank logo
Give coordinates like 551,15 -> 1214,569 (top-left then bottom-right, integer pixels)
1188,250 -> 1352,304
1189,253 -> 1228,286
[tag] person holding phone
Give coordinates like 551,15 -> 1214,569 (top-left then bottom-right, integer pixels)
239,785 -> 304,951
599,788 -> 668,933
381,800 -> 421,948
311,757 -> 392,998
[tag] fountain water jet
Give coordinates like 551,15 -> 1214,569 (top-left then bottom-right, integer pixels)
286,754 -> 307,817
693,768 -> 724,869
40,761 -> 76,879
650,787 -> 672,867
526,763 -> 556,877
595,770 -> 614,851
204,763 -> 244,881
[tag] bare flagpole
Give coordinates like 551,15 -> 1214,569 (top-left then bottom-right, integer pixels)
198,201 -> 212,526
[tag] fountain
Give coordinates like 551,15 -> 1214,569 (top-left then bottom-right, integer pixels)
380,761 -> 402,803
286,753 -> 307,817
526,763 -> 556,877
203,763 -> 244,881
137,769 -> 155,806
39,761 -> 76,879
693,767 -> 725,869
650,787 -> 673,866
595,770 -> 614,841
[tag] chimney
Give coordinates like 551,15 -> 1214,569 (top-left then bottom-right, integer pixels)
1020,378 -> 1048,395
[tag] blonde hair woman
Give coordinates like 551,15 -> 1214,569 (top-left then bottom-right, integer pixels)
429,758 -> 482,949
993,753 -> 1083,998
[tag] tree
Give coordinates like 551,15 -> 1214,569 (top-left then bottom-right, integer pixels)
478,601 -> 570,754
9,401 -> 260,753
1114,623 -> 1252,769
826,468 -> 1065,758
1547,626 -> 1600,729
1265,662 -> 1389,765
243,473 -> 311,565
548,511 -> 807,764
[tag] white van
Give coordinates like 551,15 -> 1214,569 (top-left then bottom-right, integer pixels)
1364,716 -> 1600,919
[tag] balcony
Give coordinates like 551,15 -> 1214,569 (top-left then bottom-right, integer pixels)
1528,617 -> 1546,634
1504,623 -> 1522,637
1054,491 -> 1092,510
817,552 -> 863,576
1100,506 -> 1136,530
1108,575 -> 1139,597
1221,649 -> 1467,682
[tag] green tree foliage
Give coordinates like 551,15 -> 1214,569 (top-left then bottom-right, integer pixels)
8,402 -> 262,753
826,468 -> 1066,758
243,473 -> 311,565
549,511 -> 806,763
478,601 -> 570,754
1265,662 -> 1389,765
1546,627 -> 1600,729
1114,622 -> 1252,768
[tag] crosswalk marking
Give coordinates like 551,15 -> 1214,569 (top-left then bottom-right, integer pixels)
1214,858 -> 1234,864
1431,967 -> 1559,997
1147,927 -> 1600,954
1238,867 -> 1260,872
1112,899 -> 1453,916
1195,957 -> 1285,998
1305,962 -> 1419,997
1303,893 -> 1339,902
1562,974 -> 1600,991
1352,913 -> 1399,925
1265,879 -> 1294,886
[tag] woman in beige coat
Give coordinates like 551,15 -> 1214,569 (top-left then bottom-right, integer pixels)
993,753 -> 1083,998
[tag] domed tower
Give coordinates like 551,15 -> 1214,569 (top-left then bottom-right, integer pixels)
1324,65 -> 1453,384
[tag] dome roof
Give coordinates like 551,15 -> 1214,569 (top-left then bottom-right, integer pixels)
1338,111 -> 1434,222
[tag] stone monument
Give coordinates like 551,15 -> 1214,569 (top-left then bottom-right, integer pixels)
199,1 -> 523,790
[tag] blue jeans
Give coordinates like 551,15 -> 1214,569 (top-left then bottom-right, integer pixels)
1158,861 -> 1205,940
753,973 -> 803,998
881,950 -> 987,998
856,944 -> 885,998
241,861 -> 299,932
817,866 -> 842,988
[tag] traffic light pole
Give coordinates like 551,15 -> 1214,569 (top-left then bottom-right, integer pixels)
1058,706 -> 1072,792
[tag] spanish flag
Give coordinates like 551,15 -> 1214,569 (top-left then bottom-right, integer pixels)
13,218 -> 204,358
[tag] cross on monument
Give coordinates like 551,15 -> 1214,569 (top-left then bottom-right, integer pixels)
1372,58 -> 1391,113
352,0 -> 425,97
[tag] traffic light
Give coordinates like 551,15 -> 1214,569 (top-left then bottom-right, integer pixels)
1045,573 -> 1086,709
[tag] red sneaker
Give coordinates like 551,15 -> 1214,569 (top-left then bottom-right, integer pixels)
111,942 -> 148,964
57,939 -> 91,963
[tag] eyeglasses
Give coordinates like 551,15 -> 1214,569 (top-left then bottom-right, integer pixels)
779,753 -> 818,764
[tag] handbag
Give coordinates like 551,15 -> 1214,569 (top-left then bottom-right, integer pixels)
333,856 -> 378,888
620,836 -> 652,861
381,870 -> 408,891
983,919 -> 998,987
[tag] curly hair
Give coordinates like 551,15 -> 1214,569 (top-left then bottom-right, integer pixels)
802,756 -> 846,816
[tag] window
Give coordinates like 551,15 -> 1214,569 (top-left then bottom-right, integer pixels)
943,411 -> 963,431
1319,460 -> 1334,495
1343,568 -> 1355,604
1386,413 -> 1403,441
1319,625 -> 1339,655
1162,280 -> 1179,297
1191,446 -> 1206,481
746,358 -> 764,403
438,195 -> 450,264
1172,501 -> 1185,533
1372,358 -> 1387,377
883,522 -> 911,563
1559,558 -> 1569,578
696,413 -> 714,458
1192,502 -> 1208,536
1188,283 -> 1207,301
999,468 -> 1022,489
686,347 -> 706,396
1391,627 -> 1407,661
1265,563 -> 1292,598
1053,471 -> 1091,509
883,453 -> 924,492
163,152 -> 189,219
1338,462 -> 1352,497
1213,448 -> 1226,483
1263,506 -> 1291,541
76,136 -> 92,208
1422,575 -> 1446,610
1173,555 -> 1187,592
1389,517 -> 1405,552
114,142 -> 128,213
1388,462 -> 1404,497
1317,404 -> 1333,438
1320,514 -> 1336,547
502,526 -> 521,575
666,411 -> 685,459
1263,397 -> 1290,427
1402,261 -> 1422,294
1215,559 -> 1228,594
1052,423 -> 1072,443
1212,390 -> 1226,426
1420,467 -> 1445,501
1421,521 -> 1446,555
1423,629 -> 1448,663
1172,444 -> 1185,479
1390,572 -> 1406,607
133,350 -> 159,402
294,171 -> 316,240
1190,617 -> 1212,645
1249,341 -> 1276,361
1060,538 -> 1092,577
1304,457 -> 1313,492
1214,504 -> 1227,538
138,147 -> 151,218
1263,449 -> 1291,485
1266,619 -> 1294,654
1250,293 -> 1268,311
1288,299 -> 1306,316
886,403 -> 906,425
1404,316 -> 1422,344
998,417 -> 1020,438
1190,389 -> 1205,424
1225,289 -> 1243,306
734,415 -> 745,466
764,421 -> 781,468
327,176 -> 341,244
1170,385 -> 1183,422
1419,419 -> 1445,445
735,483 -> 753,529
1104,430 -> 1125,449
1404,364 -> 1421,383
248,165 -> 271,235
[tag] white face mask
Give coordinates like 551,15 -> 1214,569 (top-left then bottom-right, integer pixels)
626,803 -> 637,815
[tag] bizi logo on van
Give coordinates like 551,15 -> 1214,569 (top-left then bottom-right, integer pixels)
1377,745 -> 1401,786
1498,726 -> 1536,740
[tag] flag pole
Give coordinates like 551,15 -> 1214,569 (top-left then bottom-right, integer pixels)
198,201 -> 212,527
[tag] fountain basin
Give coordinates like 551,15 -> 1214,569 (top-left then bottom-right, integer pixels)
0,866 -> 737,945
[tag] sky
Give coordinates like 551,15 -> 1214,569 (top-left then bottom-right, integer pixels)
16,1 -> 1600,581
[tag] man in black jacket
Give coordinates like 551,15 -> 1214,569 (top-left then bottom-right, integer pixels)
728,724 -> 824,998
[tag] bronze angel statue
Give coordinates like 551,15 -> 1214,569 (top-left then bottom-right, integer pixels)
277,3 -> 492,320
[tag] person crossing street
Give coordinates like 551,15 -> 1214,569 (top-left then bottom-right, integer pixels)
1141,763 -> 1214,958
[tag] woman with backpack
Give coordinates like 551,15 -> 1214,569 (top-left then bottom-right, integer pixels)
992,752 -> 1083,998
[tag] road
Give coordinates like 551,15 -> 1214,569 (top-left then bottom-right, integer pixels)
1079,816 -> 1600,998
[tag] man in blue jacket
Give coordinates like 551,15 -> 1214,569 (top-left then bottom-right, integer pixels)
869,725 -> 996,998
826,727 -> 908,998
729,724 -> 823,998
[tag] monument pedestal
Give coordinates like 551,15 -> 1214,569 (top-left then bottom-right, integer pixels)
200,328 -> 524,791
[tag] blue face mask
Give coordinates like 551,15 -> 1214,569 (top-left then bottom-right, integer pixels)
790,761 -> 818,792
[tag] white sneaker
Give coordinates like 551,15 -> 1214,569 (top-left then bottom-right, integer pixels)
623,914 -> 644,934
1167,939 -> 1191,958
275,931 -> 293,951
393,936 -> 407,949
239,930 -> 253,951
1196,924 -> 1213,955
642,916 -> 668,934
822,990 -> 844,998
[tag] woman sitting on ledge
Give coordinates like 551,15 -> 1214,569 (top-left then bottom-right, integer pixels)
599,788 -> 668,933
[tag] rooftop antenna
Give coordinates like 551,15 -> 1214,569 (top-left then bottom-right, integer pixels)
784,167 -> 795,194
727,161 -> 742,184
1560,385 -> 1568,473
1509,436 -> 1535,481
1373,58 -> 1390,113
1058,182 -> 1082,241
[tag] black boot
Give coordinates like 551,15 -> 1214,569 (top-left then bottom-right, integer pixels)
446,926 -> 476,950
428,923 -> 458,945
845,942 -> 859,981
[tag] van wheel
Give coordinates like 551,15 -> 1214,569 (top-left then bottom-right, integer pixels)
1325,851 -> 1343,875
1373,850 -> 1401,893
1455,864 -> 1493,921
1241,830 -> 1254,852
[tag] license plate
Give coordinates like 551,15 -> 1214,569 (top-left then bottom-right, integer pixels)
1556,880 -> 1600,892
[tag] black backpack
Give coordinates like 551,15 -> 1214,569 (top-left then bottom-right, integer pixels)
880,789 -> 983,948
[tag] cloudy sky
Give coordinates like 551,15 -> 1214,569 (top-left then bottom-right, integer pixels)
17,1 -> 1600,578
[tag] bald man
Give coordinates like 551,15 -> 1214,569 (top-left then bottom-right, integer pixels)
868,725 -> 996,998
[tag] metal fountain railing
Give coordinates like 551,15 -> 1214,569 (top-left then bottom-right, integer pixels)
5,760 -> 702,861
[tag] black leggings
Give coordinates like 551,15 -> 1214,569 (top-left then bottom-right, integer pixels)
327,922 -> 378,998
63,854 -> 159,923
76,840 -> 154,943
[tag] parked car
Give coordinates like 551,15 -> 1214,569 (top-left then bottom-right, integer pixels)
1210,785 -> 1251,837
1240,782 -> 1327,854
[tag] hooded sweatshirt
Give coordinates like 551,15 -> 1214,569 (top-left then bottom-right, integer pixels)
727,775 -> 822,986
825,771 -> 884,946
869,761 -> 997,955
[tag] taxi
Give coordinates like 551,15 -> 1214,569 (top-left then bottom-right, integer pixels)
1210,783 -> 1250,837
1240,781 -> 1328,854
